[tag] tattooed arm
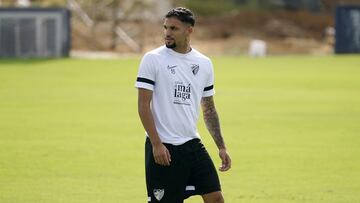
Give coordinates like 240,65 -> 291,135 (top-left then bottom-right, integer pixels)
201,96 -> 231,171
201,96 -> 225,149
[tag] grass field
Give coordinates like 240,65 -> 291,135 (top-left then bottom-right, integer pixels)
1,55 -> 360,203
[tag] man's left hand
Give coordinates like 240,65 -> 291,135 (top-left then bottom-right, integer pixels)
219,149 -> 231,172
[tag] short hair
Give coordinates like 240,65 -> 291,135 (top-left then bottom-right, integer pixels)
165,7 -> 195,27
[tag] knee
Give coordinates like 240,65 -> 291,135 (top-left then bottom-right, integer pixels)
215,195 -> 224,203
207,193 -> 224,203
203,191 -> 225,203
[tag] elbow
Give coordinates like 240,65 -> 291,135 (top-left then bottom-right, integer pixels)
203,107 -> 217,117
138,101 -> 150,116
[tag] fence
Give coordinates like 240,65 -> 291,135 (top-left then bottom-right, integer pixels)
335,5 -> 360,54
0,8 -> 70,58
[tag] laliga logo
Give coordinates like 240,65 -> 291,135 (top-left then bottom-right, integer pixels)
153,189 -> 165,201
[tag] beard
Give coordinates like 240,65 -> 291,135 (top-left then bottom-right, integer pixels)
165,42 -> 176,49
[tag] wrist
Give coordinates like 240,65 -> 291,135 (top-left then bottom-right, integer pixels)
150,137 -> 162,147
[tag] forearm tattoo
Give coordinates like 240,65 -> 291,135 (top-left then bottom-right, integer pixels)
201,96 -> 226,149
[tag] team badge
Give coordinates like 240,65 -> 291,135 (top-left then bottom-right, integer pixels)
191,64 -> 199,75
153,189 -> 165,201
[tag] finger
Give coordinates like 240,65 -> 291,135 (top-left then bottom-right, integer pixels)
219,163 -> 228,171
219,164 -> 229,171
154,156 -> 163,165
154,156 -> 160,165
218,153 -> 225,171
166,149 -> 171,163
219,159 -> 226,171
157,149 -> 169,166
219,155 -> 231,171
227,155 -> 232,168
159,156 -> 165,166
223,155 -> 231,171
164,149 -> 171,166
161,157 -> 168,166
155,154 -> 166,166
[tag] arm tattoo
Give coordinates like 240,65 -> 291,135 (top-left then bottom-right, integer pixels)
201,96 -> 226,149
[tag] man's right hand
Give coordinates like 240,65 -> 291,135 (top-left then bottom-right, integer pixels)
152,143 -> 171,166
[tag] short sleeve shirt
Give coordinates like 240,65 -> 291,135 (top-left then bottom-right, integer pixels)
135,46 -> 215,145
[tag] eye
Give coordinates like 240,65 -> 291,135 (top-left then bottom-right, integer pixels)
163,25 -> 178,31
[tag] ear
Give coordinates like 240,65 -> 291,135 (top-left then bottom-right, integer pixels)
187,26 -> 193,35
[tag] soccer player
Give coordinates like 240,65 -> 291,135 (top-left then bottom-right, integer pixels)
135,7 -> 231,203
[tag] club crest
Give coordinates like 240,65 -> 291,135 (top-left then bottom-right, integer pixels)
153,189 -> 164,201
191,64 -> 199,75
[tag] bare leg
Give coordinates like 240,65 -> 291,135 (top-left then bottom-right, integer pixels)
201,191 -> 224,203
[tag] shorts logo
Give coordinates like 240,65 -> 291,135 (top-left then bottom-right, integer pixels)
153,189 -> 164,201
191,64 -> 199,75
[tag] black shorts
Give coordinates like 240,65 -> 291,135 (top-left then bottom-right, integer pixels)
145,137 -> 221,203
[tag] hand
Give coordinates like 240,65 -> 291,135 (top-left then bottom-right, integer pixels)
219,148 -> 231,172
152,143 -> 171,166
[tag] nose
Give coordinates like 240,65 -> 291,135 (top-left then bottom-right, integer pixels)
164,28 -> 172,37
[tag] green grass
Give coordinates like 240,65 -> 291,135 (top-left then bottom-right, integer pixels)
0,55 -> 360,203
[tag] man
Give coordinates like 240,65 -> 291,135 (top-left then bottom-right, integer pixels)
135,7 -> 231,203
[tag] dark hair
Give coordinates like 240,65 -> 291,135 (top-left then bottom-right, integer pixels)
165,7 -> 195,26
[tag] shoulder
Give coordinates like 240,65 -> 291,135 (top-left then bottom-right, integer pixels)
191,48 -> 212,65
139,46 -> 168,73
143,46 -> 169,60
191,48 -> 213,74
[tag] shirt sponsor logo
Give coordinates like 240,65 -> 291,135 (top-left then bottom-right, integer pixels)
173,81 -> 191,105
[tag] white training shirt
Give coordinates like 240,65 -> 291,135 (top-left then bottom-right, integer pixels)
135,46 -> 215,145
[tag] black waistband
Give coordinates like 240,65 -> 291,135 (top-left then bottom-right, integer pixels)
146,137 -> 202,151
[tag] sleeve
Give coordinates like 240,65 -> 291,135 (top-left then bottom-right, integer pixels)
135,53 -> 156,91
202,59 -> 215,97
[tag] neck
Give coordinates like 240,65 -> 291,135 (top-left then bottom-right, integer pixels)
172,42 -> 191,54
